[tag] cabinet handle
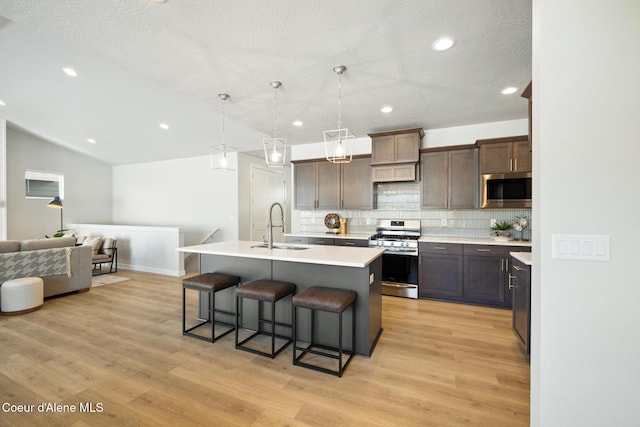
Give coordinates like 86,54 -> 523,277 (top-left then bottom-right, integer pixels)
476,248 -> 492,252
508,274 -> 516,289
433,246 -> 447,250
501,258 -> 505,270
504,258 -> 509,271
510,159 -> 513,171
344,242 -> 356,246
514,158 -> 518,171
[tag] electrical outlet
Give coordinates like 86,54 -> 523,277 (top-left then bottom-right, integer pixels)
491,219 -> 497,227
441,218 -> 447,227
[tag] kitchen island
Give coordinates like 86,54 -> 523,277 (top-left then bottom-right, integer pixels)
177,241 -> 385,356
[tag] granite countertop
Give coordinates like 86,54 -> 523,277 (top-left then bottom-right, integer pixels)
510,252 -> 532,265
177,240 -> 385,268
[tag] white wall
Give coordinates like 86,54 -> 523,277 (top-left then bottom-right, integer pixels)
112,154 -> 239,247
5,126 -> 112,240
424,119 -> 527,147
69,223 -> 185,276
532,1 -> 640,425
0,119 -> 6,239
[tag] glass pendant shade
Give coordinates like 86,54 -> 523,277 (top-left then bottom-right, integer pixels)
324,128 -> 354,163
210,93 -> 237,172
209,144 -> 238,171
263,81 -> 287,168
324,65 -> 353,164
263,137 -> 286,167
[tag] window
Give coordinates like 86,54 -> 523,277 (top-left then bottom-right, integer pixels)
25,170 -> 64,199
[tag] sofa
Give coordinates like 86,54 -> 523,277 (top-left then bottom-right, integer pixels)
0,236 -> 92,299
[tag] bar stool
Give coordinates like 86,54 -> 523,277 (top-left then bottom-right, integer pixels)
292,286 -> 357,377
182,272 -> 240,343
235,279 -> 296,358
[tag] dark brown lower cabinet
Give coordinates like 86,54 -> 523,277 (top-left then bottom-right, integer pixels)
419,242 -> 530,308
511,257 -> 531,356
419,243 -> 463,299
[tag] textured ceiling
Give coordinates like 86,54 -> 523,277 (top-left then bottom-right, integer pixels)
0,0 -> 531,165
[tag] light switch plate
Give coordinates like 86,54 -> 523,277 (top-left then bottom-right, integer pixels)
552,234 -> 610,261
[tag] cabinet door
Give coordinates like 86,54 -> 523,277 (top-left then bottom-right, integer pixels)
341,157 -> 373,209
315,161 -> 340,209
480,142 -> 513,174
511,259 -> 531,355
294,163 -> 317,209
395,133 -> 420,163
448,148 -> 478,209
419,243 -> 463,299
463,254 -> 505,304
420,152 -> 448,209
371,135 -> 396,164
514,140 -> 532,172
463,245 -> 508,305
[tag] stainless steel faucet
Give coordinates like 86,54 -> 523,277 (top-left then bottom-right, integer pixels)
267,202 -> 285,249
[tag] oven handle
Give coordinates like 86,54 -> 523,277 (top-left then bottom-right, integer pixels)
377,249 -> 419,256
383,283 -> 417,289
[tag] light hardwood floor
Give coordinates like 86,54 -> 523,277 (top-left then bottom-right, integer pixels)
0,271 -> 529,426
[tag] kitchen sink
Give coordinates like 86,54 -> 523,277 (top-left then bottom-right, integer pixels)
250,244 -> 309,250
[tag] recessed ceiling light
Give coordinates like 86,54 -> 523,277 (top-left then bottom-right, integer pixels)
501,86 -> 518,95
62,67 -> 77,77
87,138 -> 96,144
380,106 -> 393,113
293,120 -> 303,127
0,100 -> 5,106
432,37 -> 455,51
159,123 -> 169,130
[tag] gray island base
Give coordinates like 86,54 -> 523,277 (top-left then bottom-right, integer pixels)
178,241 -> 384,356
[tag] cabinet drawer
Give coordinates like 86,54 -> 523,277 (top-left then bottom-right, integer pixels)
419,242 -> 463,255
284,236 -> 308,244
309,237 -> 335,246
463,244 -> 508,257
334,238 -> 368,247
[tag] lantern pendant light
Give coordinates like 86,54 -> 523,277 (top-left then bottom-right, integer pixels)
210,93 -> 238,171
324,65 -> 354,164
263,81 -> 287,168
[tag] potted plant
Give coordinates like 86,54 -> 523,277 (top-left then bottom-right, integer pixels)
490,220 -> 513,241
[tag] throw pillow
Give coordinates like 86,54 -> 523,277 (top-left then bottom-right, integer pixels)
82,236 -> 103,255
101,238 -> 116,256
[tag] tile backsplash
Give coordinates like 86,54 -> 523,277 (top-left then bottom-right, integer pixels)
294,182 -> 532,240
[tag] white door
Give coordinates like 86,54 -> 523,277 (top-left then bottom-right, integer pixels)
250,165 -> 286,243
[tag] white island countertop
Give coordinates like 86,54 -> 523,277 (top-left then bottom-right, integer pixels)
177,240 -> 385,268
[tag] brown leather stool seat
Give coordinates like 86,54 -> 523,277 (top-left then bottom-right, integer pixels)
292,286 -> 357,377
182,272 -> 240,343
235,279 -> 296,358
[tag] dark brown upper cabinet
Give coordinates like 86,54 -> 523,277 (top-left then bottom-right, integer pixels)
421,146 -> 478,209
477,135 -> 532,174
521,81 -> 533,152
369,128 -> 423,182
293,156 -> 374,210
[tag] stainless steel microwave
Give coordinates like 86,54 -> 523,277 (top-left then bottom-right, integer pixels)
481,172 -> 532,209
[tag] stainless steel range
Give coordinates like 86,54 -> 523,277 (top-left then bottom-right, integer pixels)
369,219 -> 420,299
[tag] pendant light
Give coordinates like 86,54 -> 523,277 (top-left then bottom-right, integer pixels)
210,93 -> 238,171
324,65 -> 354,164
263,81 -> 287,168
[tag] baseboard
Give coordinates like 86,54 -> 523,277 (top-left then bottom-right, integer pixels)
118,264 -> 185,277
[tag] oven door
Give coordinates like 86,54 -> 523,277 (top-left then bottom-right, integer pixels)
381,252 -> 419,299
